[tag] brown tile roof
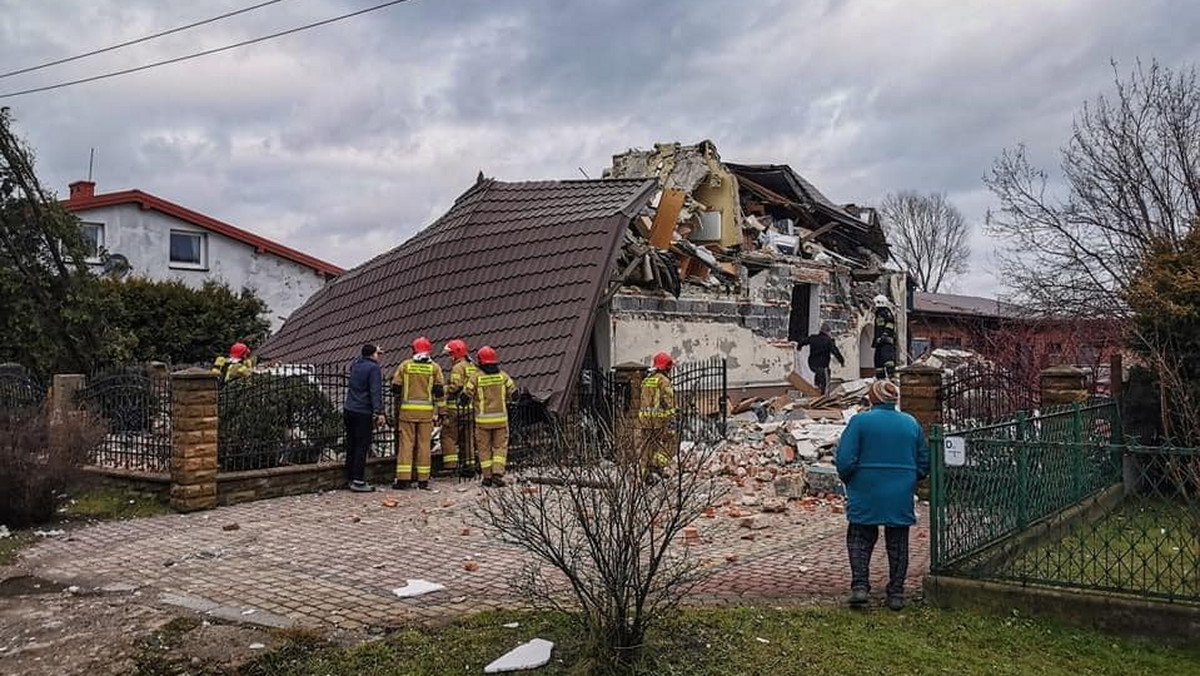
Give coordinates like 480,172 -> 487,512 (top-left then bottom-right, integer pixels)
912,291 -> 1026,318
261,177 -> 657,411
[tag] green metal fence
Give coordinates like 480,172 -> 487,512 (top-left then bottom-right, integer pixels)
928,399 -> 1200,604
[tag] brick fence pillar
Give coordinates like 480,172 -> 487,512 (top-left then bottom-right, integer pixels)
170,368 -> 219,512
898,365 -> 942,433
1040,366 -> 1088,408
51,373 -> 86,421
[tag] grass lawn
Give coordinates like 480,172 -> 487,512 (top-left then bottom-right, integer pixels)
1010,498 -> 1200,598
235,606 -> 1200,676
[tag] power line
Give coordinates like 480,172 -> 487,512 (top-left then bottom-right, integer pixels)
0,0 -> 297,80
0,0 -> 414,99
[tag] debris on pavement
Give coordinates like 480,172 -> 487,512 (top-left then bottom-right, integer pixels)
382,499 -> 399,508
392,579 -> 445,598
34,529 -> 66,538
484,638 -> 555,673
222,523 -> 240,531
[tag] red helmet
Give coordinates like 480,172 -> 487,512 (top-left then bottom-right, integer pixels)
477,345 -> 499,365
444,339 -> 468,360
229,342 -> 250,360
653,352 -> 674,370
412,336 -> 433,354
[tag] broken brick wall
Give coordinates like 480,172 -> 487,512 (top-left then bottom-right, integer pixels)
608,262 -> 907,389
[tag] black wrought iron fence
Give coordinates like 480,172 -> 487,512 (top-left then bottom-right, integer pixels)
76,364 -> 173,472
940,361 -> 1040,431
0,366 -> 44,412
217,364 -> 395,472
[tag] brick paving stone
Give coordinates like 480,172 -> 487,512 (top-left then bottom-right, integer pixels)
11,485 -> 930,628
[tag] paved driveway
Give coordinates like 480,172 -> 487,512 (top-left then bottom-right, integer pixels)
14,481 -> 929,631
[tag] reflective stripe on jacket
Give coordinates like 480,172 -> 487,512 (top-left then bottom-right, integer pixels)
465,369 -> 516,428
639,373 -> 675,420
447,359 -> 479,415
391,358 -> 445,422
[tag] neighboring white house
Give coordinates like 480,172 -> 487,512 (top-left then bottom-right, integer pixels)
63,180 -> 343,330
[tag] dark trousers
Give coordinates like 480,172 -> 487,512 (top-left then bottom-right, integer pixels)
874,343 -> 897,379
813,367 -> 831,395
343,409 -> 373,483
847,523 -> 910,598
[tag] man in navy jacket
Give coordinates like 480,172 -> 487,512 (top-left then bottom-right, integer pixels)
344,344 -> 385,492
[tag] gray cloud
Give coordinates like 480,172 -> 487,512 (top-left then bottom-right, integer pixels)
2,0 -> 1199,296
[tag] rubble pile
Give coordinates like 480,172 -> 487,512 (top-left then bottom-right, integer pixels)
700,378 -> 876,517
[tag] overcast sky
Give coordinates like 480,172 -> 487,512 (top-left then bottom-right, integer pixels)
3,0 -> 1199,296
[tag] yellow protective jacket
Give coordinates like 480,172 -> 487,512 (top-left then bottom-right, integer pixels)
212,356 -> 254,383
639,371 -> 676,421
391,358 -> 445,422
464,368 -> 517,429
446,359 -> 479,416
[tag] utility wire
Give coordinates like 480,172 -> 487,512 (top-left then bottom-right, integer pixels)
0,0 -> 297,80
0,0 -> 413,99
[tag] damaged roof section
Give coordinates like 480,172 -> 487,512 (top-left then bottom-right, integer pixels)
604,140 -> 890,296
263,177 -> 657,411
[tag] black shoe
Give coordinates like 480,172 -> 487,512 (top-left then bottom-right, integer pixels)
491,476 -> 506,488
887,595 -> 905,611
481,477 -> 493,487
848,588 -> 869,607
418,481 -> 431,491
392,479 -> 411,490
349,481 -> 375,493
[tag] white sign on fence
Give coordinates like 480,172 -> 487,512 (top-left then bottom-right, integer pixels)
944,436 -> 966,467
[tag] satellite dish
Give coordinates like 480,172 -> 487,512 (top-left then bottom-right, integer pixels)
101,252 -> 131,279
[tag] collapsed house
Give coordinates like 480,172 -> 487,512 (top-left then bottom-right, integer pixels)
601,141 -> 906,395
263,140 -> 905,410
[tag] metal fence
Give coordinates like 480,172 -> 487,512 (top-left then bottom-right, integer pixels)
217,364 -> 394,472
940,361 -> 1040,431
0,367 -> 44,412
215,359 -> 728,475
76,365 -> 173,472
930,400 -> 1200,604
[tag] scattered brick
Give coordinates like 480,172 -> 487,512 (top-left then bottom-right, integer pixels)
221,523 -> 240,531
463,562 -> 480,572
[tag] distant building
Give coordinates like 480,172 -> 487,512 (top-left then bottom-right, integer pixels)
907,290 -> 1122,375
63,181 -> 342,330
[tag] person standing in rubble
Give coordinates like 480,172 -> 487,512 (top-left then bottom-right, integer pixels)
872,295 -> 899,379
464,346 -> 518,487
639,352 -> 678,481
835,379 -> 929,611
797,323 -> 845,396
391,337 -> 445,490
441,339 -> 477,474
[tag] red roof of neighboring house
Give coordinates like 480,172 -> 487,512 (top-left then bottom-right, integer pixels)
63,182 -> 343,277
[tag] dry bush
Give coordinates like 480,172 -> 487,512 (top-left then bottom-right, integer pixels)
475,412 -> 724,672
0,406 -> 103,527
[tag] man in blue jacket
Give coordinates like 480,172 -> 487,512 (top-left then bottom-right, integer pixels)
835,379 -> 930,610
344,344 -> 386,493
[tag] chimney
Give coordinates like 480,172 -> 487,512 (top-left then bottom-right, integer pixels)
68,180 -> 95,203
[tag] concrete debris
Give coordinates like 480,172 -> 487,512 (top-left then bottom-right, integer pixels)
484,638 -> 555,673
502,622 -> 520,629
249,643 -> 266,650
392,579 -> 445,598
0,525 -> 9,538
33,529 -> 65,538
221,523 -> 240,531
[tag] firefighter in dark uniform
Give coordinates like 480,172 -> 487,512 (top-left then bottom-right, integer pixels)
872,295 -> 898,380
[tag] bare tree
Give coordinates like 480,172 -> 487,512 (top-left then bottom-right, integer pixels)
879,191 -> 970,293
985,59 -> 1200,318
474,413 -> 723,671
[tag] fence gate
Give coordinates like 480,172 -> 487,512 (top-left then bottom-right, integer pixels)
0,367 -> 44,411
76,366 -> 173,472
940,362 -> 1039,431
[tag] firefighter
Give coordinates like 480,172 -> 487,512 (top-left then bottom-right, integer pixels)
391,336 -> 445,490
441,339 -> 477,474
212,342 -> 254,384
639,352 -> 677,480
872,295 -> 899,380
464,345 -> 517,487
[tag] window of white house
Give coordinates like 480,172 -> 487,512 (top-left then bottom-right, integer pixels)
79,222 -> 104,263
169,231 -> 206,269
